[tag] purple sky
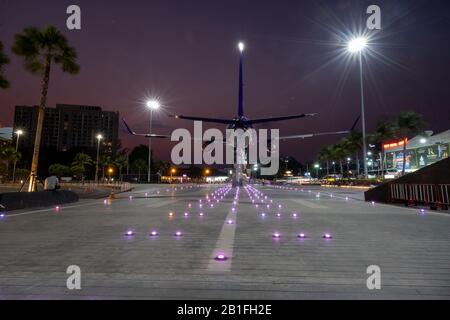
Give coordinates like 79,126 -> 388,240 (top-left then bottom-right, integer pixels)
1,0 -> 450,162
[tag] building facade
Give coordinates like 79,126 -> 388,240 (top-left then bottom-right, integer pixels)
13,104 -> 119,152
384,130 -> 450,172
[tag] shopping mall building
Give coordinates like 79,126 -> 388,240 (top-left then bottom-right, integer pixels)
383,130 -> 450,173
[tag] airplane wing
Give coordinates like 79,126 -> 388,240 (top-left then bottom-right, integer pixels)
277,130 -> 350,141
246,113 -> 317,125
122,119 -> 169,138
170,114 -> 235,125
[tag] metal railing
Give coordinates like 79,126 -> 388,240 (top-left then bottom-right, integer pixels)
390,183 -> 449,209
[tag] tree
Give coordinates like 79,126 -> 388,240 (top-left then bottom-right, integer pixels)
329,142 -> 347,177
345,131 -> 363,176
391,111 -> 427,175
0,146 -> 21,179
132,159 -> 147,182
318,146 -> 333,176
71,153 -> 93,182
99,155 -> 113,180
48,164 -> 71,177
12,26 -> 80,191
0,41 -> 10,89
370,119 -> 394,176
114,155 -> 127,181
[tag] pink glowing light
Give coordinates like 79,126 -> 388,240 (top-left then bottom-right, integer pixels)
323,233 -> 333,239
125,230 -> 134,236
215,254 -> 227,261
227,219 -> 234,225
272,232 -> 282,239
150,231 -> 159,237
175,231 -> 183,237
298,233 -> 306,239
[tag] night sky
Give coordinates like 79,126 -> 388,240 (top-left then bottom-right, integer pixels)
1,0 -> 450,163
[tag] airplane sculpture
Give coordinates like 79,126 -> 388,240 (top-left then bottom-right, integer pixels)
124,42 -> 352,186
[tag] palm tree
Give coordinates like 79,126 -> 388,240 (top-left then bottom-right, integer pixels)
99,155 -> 112,181
0,41 -> 10,89
329,142 -> 347,177
0,146 -> 20,180
71,153 -> 93,182
318,146 -> 333,176
12,26 -> 80,191
370,119 -> 394,176
114,155 -> 127,181
345,131 -> 363,176
133,159 -> 147,182
391,111 -> 427,175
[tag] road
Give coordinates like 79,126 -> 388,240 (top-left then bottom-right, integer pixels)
1,184 -> 450,299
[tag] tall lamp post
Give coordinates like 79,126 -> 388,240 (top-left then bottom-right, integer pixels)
348,36 -> 368,179
314,163 -> 320,179
146,100 -> 160,183
12,129 -> 24,183
95,134 -> 103,183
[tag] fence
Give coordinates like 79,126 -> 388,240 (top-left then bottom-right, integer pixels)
390,183 -> 449,209
60,181 -> 132,193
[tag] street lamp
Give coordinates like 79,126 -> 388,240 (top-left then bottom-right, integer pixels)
95,134 -> 103,183
348,36 -> 369,179
314,163 -> 320,179
108,167 -> 114,181
146,99 -> 161,184
12,129 -> 24,183
170,168 -> 176,184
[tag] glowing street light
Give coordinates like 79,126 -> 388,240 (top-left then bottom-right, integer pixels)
348,36 -> 369,178
12,129 -> 24,183
170,168 -> 176,184
348,37 -> 367,53
238,42 -> 245,52
314,163 -> 320,178
146,99 -> 161,184
95,134 -> 103,183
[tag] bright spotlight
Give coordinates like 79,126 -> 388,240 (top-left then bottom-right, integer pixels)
348,37 -> 367,53
146,100 -> 160,110
238,42 -> 245,52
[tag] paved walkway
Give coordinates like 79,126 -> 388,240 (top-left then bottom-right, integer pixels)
0,184 -> 449,299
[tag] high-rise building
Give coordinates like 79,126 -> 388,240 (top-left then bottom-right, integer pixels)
13,104 -> 119,152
